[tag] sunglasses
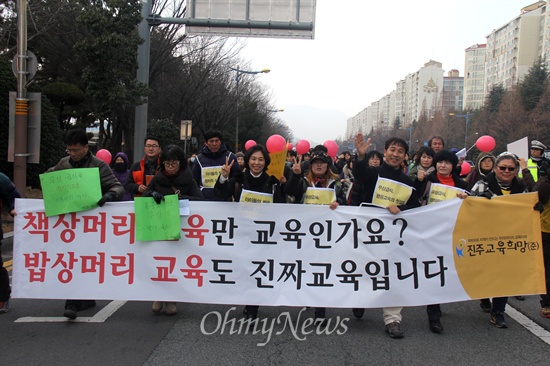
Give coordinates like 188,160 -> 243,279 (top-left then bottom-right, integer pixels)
497,166 -> 516,172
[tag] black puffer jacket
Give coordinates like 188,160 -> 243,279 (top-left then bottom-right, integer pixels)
144,167 -> 203,200
351,160 -> 420,211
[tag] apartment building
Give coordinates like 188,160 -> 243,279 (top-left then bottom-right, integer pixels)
463,44 -> 486,109
485,1 -> 546,94
442,69 -> 464,112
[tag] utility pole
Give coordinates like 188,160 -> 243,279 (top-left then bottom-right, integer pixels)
14,0 -> 28,196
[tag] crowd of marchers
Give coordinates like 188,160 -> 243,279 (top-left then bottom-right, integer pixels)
1,128 -> 549,341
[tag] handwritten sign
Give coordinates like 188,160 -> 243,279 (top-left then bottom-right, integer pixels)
266,149 -> 287,180
371,177 -> 413,207
134,194 -> 182,241
201,166 -> 222,188
240,189 -> 273,204
428,183 -> 466,204
303,187 -> 336,205
39,168 -> 102,217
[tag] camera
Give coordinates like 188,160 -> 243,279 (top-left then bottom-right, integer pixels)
539,158 -> 550,177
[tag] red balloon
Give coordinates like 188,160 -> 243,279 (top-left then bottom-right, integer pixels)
324,140 -> 339,158
244,140 -> 256,150
475,135 -> 496,152
295,139 -> 310,155
96,149 -> 112,165
287,143 -> 293,151
266,134 -> 286,153
460,162 -> 471,176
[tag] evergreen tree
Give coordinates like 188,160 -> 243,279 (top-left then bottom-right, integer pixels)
519,58 -> 548,111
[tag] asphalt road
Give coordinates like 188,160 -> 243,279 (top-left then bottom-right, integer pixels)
2,235 -> 550,366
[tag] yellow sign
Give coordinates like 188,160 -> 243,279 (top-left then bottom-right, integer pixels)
201,166 -> 222,188
266,149 -> 287,180
428,183 -> 466,204
240,189 -> 273,204
303,187 -> 336,205
371,177 -> 413,207
452,193 -> 545,298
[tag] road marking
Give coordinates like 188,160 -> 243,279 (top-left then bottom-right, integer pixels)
508,305 -> 550,345
14,300 -> 127,323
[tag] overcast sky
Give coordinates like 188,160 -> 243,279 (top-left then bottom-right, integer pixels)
239,0 -> 532,144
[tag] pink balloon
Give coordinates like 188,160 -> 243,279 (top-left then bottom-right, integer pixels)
475,135 -> 496,152
96,149 -> 112,165
324,140 -> 339,158
460,162 -> 471,176
244,140 -> 256,150
266,134 -> 286,153
287,143 -> 293,151
295,139 -> 311,155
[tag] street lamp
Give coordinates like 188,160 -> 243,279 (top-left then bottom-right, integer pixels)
230,66 -> 270,151
449,112 -> 473,148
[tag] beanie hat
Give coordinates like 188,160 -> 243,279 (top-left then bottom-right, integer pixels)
433,150 -> 458,168
235,152 -> 245,158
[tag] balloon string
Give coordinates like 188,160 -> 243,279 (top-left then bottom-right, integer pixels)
466,143 -> 477,153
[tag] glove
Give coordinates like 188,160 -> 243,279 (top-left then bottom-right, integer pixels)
534,201 -> 544,212
152,191 -> 165,204
480,190 -> 492,200
97,191 -> 117,207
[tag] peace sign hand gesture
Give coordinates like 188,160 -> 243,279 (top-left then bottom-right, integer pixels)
221,156 -> 234,178
292,156 -> 303,175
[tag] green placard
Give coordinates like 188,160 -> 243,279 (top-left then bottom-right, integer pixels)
39,168 -> 102,217
134,195 -> 182,241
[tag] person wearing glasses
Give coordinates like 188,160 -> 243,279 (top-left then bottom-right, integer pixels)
142,144 -> 203,316
126,136 -> 162,198
49,129 -> 124,319
192,130 -> 241,201
470,152 -> 528,328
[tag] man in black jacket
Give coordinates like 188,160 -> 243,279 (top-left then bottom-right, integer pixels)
350,133 -> 420,339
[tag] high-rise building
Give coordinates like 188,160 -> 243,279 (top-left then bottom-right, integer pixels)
346,60 -> 444,138
485,1 -> 546,95
463,44 -> 486,109
442,70 -> 464,112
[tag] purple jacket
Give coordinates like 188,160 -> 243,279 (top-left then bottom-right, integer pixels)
111,152 -> 133,201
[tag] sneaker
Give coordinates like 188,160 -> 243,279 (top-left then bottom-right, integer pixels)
63,305 -> 78,320
165,302 -> 177,316
480,299 -> 491,313
385,321 -> 404,338
152,301 -> 163,313
490,312 -> 508,328
0,299 -> 10,314
352,308 -> 365,319
429,319 -> 444,334
515,295 -> 526,301
541,306 -> 550,318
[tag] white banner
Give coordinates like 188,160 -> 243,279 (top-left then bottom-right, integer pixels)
12,196 -> 545,308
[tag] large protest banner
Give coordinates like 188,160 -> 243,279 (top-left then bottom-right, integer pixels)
12,194 -> 545,308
